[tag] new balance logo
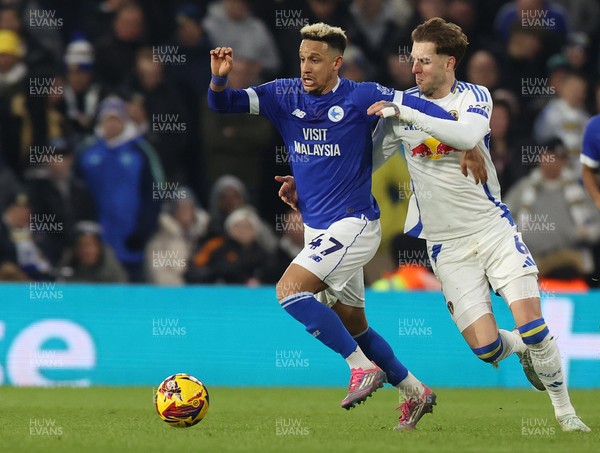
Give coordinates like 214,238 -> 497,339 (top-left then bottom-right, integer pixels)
292,109 -> 306,118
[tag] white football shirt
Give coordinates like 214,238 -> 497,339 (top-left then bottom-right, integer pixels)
373,81 -> 514,242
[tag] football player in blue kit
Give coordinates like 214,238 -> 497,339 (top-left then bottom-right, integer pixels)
207,22 -> 480,429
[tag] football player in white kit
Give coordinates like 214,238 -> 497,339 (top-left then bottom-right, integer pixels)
367,17 -> 590,432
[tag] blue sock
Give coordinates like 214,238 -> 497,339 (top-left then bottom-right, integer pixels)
281,292 -> 357,358
354,327 -> 409,385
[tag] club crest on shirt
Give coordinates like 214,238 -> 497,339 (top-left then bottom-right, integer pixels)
327,105 -> 344,122
375,83 -> 394,96
448,110 -> 459,120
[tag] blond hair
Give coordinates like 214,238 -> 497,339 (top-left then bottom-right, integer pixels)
300,22 -> 347,54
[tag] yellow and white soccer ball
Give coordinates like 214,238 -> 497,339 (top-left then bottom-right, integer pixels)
155,373 -> 209,427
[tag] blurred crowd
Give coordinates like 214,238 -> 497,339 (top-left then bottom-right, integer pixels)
0,0 -> 599,287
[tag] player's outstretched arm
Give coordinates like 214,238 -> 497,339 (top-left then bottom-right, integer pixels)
368,101 -> 488,184
209,46 -> 233,92
367,97 -> 488,151
207,47 -> 253,114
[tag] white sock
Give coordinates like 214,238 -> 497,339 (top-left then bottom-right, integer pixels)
395,371 -> 424,400
345,346 -> 374,370
496,329 -> 526,362
528,336 -> 575,418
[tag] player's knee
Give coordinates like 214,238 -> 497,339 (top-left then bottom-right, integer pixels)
276,278 -> 297,302
343,316 -> 368,337
517,317 -> 550,346
471,334 -> 503,363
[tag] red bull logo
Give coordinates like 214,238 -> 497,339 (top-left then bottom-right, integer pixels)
410,138 -> 460,160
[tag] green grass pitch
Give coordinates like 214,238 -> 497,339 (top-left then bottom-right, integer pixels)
1,387 -> 597,453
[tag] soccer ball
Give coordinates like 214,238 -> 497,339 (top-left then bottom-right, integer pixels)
155,373 -> 209,427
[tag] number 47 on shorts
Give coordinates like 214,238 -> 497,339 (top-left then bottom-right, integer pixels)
308,234 -> 344,256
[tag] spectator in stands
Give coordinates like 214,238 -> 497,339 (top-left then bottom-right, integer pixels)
187,207 -> 271,285
122,47 -> 189,183
60,37 -> 105,140
145,189 -> 209,285
261,208 -> 305,284
0,193 -> 53,280
497,25 -> 547,100
203,0 -> 281,80
272,0 -> 350,77
0,4 -> 60,76
163,4 -> 213,198
75,96 -> 164,282
495,0 -> 568,51
201,59 -> 275,199
505,138 -> 600,279
94,3 -> 147,89
384,46 -> 415,90
165,4 -> 213,102
0,29 -> 47,177
553,0 -> 600,36
0,157 -> 23,213
207,175 -> 277,253
339,45 -> 371,82
345,0 -> 402,81
489,98 -> 526,192
466,50 -> 501,93
81,0 -> 130,41
25,137 -> 95,265
59,221 -> 127,283
533,71 -> 590,168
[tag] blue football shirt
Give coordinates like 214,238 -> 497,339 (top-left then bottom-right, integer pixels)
581,114 -> 600,170
209,77 -> 397,229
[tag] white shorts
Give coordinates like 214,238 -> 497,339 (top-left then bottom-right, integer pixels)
427,218 -> 539,332
292,216 -> 381,308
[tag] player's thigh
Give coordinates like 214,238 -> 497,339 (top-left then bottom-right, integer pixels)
292,217 -> 380,293
427,239 -> 492,334
479,220 -> 539,293
495,273 -> 542,326
276,263 -> 327,301
327,269 -> 368,335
